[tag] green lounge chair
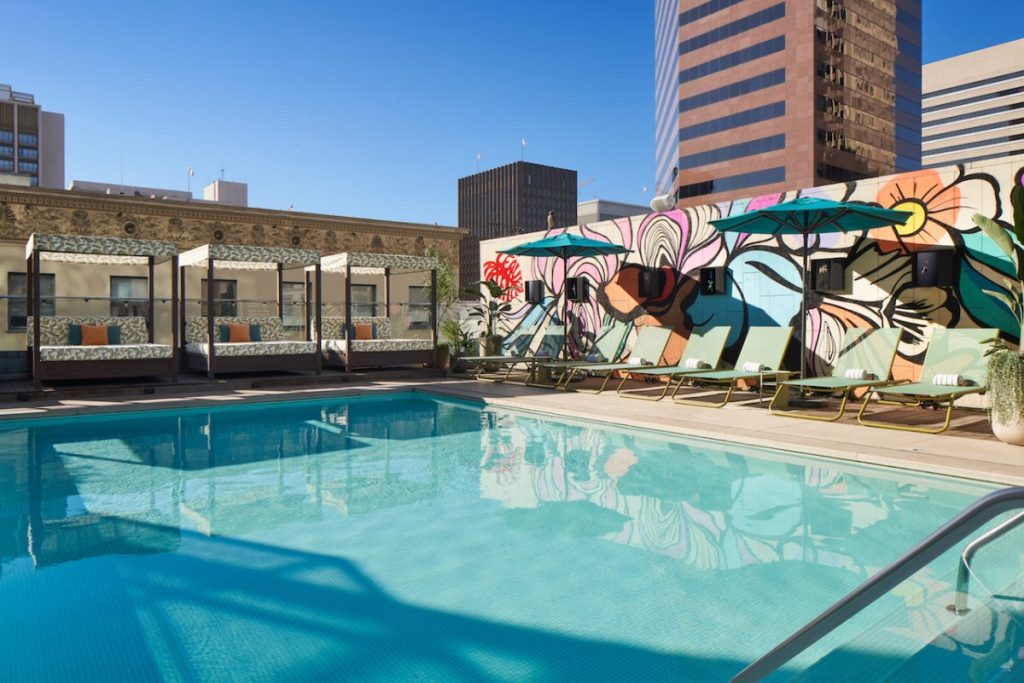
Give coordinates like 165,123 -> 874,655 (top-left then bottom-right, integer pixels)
857,327 -> 998,434
672,326 -> 794,407
553,325 -> 673,394
769,326 -> 902,421
615,326 -> 732,401
463,324 -> 538,377
475,324 -> 566,383
527,320 -> 633,387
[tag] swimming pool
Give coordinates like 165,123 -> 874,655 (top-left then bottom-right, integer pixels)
0,392 -> 1015,681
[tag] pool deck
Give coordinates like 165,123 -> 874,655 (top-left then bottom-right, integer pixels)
0,372 -> 1021,487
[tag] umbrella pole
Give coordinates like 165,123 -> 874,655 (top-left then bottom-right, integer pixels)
801,233 -> 809,379
562,254 -> 569,360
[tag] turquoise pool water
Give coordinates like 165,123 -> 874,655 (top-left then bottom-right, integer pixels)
0,393 -> 1002,681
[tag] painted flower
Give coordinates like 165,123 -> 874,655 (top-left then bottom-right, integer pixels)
869,169 -> 965,253
482,252 -> 523,301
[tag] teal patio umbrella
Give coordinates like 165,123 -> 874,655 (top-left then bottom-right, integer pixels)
710,197 -> 911,377
500,233 -> 631,359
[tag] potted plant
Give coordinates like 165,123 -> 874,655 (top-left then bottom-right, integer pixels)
465,279 -> 515,357
424,247 -> 462,370
440,318 -> 476,373
973,181 -> 1024,443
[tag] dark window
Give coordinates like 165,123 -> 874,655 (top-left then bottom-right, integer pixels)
679,0 -> 745,25
0,131 -> 12,143
408,286 -> 431,329
0,144 -> 13,157
680,3 -> 784,53
679,36 -> 784,84
18,146 -> 38,159
110,276 -> 148,317
679,69 -> 785,112
923,148 -> 1024,168
925,135 -> 1024,157
816,164 -> 870,183
677,167 -> 785,199
8,272 -> 55,331
926,101 -> 1024,128
351,284 -> 377,317
924,69 -> 1024,100
0,159 -> 12,172
679,134 -> 785,169
923,118 -> 1023,143
201,278 -> 237,317
17,161 -> 37,173
680,102 -> 785,141
17,132 -> 37,145
281,281 -> 305,330
923,86 -> 1024,115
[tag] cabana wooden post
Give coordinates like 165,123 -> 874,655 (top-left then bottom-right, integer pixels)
25,233 -> 179,388
178,243 -> 322,378
316,252 -> 438,371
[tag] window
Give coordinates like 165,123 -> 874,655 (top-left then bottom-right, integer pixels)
0,144 -> 12,157
17,132 -> 37,146
17,161 -> 37,173
679,36 -> 785,84
679,134 -> 785,169
681,101 -> 785,141
350,284 -> 377,317
7,272 -> 55,331
201,279 -> 237,316
679,4 -> 784,53
677,167 -> 785,199
110,276 -> 148,317
282,281 -> 305,330
0,130 -> 12,143
18,146 -> 38,160
408,286 -> 431,329
0,159 -> 12,172
679,69 -> 785,112
679,0 -> 745,26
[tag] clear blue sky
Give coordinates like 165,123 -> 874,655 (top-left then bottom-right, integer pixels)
8,1 -> 1023,226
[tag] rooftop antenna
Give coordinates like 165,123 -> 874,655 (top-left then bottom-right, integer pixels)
219,162 -> 225,181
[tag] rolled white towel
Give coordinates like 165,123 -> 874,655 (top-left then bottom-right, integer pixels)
684,358 -> 708,369
933,373 -> 962,386
844,368 -> 867,380
628,357 -> 653,366
742,361 -> 767,373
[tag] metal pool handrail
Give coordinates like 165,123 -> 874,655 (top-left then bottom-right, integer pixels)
731,486 -> 1024,683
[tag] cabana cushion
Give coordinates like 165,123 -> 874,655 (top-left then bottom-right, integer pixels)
39,344 -> 173,362
186,316 -> 285,343
185,316 -> 315,357
320,316 -> 432,353
81,325 -> 110,346
321,316 -> 392,340
29,316 -> 149,346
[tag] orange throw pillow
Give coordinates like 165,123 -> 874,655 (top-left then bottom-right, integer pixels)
354,323 -> 373,340
81,325 -> 109,346
227,323 -> 251,343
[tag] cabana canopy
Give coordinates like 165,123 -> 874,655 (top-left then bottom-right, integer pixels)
315,252 -> 439,275
178,244 -> 320,270
27,233 -> 178,264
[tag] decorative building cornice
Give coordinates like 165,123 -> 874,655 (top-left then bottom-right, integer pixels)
0,186 -> 466,240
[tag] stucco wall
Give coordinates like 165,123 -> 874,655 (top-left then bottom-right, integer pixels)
480,159 -> 1023,380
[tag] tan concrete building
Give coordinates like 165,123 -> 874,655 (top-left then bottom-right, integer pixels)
0,84 -> 64,190
0,185 -> 463,376
922,38 -> 1024,168
655,0 -> 922,207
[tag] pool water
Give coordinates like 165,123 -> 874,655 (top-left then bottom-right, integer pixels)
0,393 -> 1001,681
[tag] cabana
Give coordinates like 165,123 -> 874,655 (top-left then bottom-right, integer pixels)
315,252 -> 437,371
178,243 -> 322,377
25,233 -> 179,388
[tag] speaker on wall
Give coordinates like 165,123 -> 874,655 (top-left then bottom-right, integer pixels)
699,267 -> 727,295
638,268 -> 667,298
525,280 -> 544,304
913,250 -> 956,287
812,259 -> 846,292
565,277 -> 590,302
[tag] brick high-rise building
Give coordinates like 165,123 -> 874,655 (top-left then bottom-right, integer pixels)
655,0 -> 921,207
458,161 -> 577,290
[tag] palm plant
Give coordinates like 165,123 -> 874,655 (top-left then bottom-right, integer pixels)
465,279 -> 515,355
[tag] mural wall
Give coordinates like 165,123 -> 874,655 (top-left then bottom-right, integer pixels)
480,159 -> 1024,380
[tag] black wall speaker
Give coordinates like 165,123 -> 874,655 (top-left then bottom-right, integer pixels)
638,268 -> 667,298
812,259 -> 846,292
913,250 -> 956,287
565,277 -> 590,302
699,266 -> 727,295
525,280 -> 544,304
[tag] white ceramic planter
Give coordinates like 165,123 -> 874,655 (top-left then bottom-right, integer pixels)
992,416 -> 1024,445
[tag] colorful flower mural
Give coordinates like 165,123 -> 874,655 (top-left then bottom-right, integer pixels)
481,252 -> 523,301
480,159 -> 1024,378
